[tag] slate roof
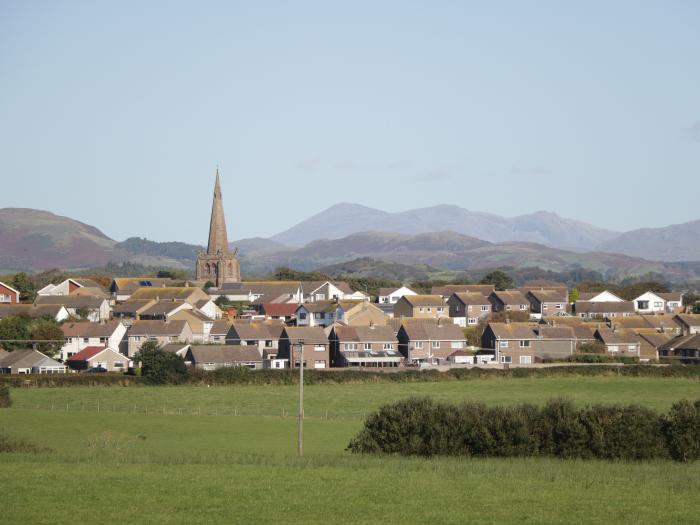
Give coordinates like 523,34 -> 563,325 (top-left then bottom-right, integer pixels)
487,322 -> 538,340
130,287 -> 205,301
34,295 -> 106,309
139,300 -> 189,317
400,295 -> 446,307
210,320 -> 232,335
231,321 -> 276,340
451,292 -> 490,305
660,333 -> 700,351
432,284 -> 495,297
0,348 -> 64,370
399,321 -> 466,341
674,314 -> 700,327
491,290 -> 529,306
282,326 -> 329,344
62,320 -> 123,338
527,289 -> 568,303
128,320 -> 188,336
188,345 -> 262,364
595,328 -> 639,346
575,301 -> 636,314
657,292 -> 683,302
333,325 -> 396,343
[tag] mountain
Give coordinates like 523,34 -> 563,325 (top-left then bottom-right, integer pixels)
317,257 -> 442,281
270,203 -> 618,250
597,220 -> 700,262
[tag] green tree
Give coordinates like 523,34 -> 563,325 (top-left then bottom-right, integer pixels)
12,273 -> 35,302
0,316 -> 31,351
30,319 -> 64,357
479,271 -> 515,291
138,341 -> 188,385
568,287 -> 579,303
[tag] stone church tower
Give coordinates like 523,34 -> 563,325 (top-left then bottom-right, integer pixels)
195,169 -> 241,287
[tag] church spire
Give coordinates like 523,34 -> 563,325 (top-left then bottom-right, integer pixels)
206,168 -> 229,255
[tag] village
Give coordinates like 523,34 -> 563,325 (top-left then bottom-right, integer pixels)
1,174 -> 698,374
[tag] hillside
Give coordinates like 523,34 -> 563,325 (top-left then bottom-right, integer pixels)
597,219 -> 700,262
270,203 -> 618,250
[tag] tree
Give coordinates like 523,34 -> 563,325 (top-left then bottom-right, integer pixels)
75,307 -> 90,320
0,316 -> 31,351
479,271 -> 514,291
138,341 -> 188,385
12,273 -> 35,302
30,319 -> 64,357
568,287 -> 579,303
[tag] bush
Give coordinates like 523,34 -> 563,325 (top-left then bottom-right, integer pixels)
664,399 -> 700,462
0,432 -> 49,454
139,343 -> 188,385
348,397 -> 700,462
0,385 -> 11,408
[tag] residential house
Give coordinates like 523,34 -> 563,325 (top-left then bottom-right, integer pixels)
446,350 -> 474,364
635,331 -> 673,362
212,281 -> 303,303
329,324 -> 402,368
393,295 -> 449,320
66,346 -> 130,372
129,286 -> 210,306
658,292 -> 684,313
396,319 -> 467,364
185,345 -> 264,370
36,278 -> 102,297
488,290 -> 530,314
169,310 -> 217,343
295,300 -> 384,328
60,321 -> 128,361
525,289 -> 568,319
673,314 -> 700,336
112,299 -> 156,321
109,277 -> 177,302
0,348 -> 66,374
574,301 -> 636,320
633,291 -> 670,314
659,334 -> 700,364
278,326 -> 330,369
447,292 -> 491,327
161,343 -> 191,360
228,321 -> 284,355
208,320 -> 232,344
594,328 -> 641,356
34,295 -> 111,322
302,281 -> 366,302
482,322 -> 577,365
193,299 -> 223,319
126,320 -> 192,357
0,281 -> 20,304
431,284 -> 495,299
577,290 -> 624,302
377,286 -> 417,305
261,303 -> 297,322
138,300 -> 193,320
0,304 -> 70,322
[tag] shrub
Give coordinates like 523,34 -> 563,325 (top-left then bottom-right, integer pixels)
0,432 -> 48,454
663,399 -> 700,462
0,385 -> 11,408
140,343 -> 188,385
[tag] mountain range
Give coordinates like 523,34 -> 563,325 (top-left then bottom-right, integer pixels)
2,206 -> 700,283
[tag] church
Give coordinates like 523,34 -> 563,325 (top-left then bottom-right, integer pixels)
195,170 -> 241,287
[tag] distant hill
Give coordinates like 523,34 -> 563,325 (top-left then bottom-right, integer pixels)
597,219 -> 700,262
270,203 -> 618,250
317,257 -> 443,281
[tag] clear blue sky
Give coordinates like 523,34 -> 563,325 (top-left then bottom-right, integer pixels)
1,1 -> 698,244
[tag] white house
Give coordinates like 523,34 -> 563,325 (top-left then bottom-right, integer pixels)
60,321 -> 128,361
578,290 -> 624,303
377,286 -> 417,305
36,278 -> 101,297
633,291 -> 667,314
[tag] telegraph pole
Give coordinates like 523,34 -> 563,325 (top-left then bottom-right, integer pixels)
297,338 -> 304,456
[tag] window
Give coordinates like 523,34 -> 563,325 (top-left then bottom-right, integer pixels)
314,345 -> 325,352
627,345 -> 637,352
314,360 -> 326,369
500,341 -> 509,348
506,305 -> 512,311
481,305 -> 489,312
299,312 -> 307,320
637,300 -> 649,310
467,318 -> 477,325
246,340 -> 257,346
0,294 -> 10,303
520,356 -> 532,365
114,362 -> 124,368
500,355 -> 512,363
451,342 -> 462,349
414,341 -> 423,349
314,312 -> 323,319
345,343 -> 357,350
364,343 -> 371,350
608,345 -> 619,353
519,340 -> 530,348
654,302 -> 663,308
431,341 -> 440,349
555,304 -> 563,309
454,306 -> 461,312
83,338 -> 89,343
100,337 -> 108,344
427,308 -> 432,312
315,294 -> 325,301
265,340 -> 273,347
134,336 -> 142,341
437,307 -> 444,313
519,305 -> 528,310
383,343 -> 394,350
419,307 -> 425,312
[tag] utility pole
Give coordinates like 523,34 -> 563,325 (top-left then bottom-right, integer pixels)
297,338 -> 304,456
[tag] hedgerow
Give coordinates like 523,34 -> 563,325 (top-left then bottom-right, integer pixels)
347,397 -> 700,462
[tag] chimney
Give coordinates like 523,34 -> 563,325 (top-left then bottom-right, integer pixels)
437,317 -> 442,327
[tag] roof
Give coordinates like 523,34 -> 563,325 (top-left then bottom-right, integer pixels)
262,303 -> 299,317
487,322 -> 537,340
34,295 -> 106,309
527,289 -> 568,303
333,325 -> 396,343
378,286 -> 414,296
130,287 -> 206,302
113,300 -> 155,316
71,287 -> 109,299
111,278 -> 177,294
217,281 -> 301,296
187,345 -> 263,364
210,320 -> 232,335
637,331 -> 673,349
661,333 -> 700,351
0,304 -> 68,319
674,314 -> 700,327
231,321 -> 277,341
575,301 -> 636,314
388,317 -> 446,333
491,290 -> 529,306
303,281 -> 355,295
67,346 -> 109,361
0,348 -> 64,370
128,320 -> 189,336
595,328 -> 639,346
450,292 -> 490,305
399,321 -> 466,341
657,292 -> 683,302
139,300 -> 190,317
61,320 -> 124,338
161,343 -> 190,354
536,326 -> 576,339
400,295 -> 446,307
0,281 -> 20,296
432,284 -> 495,297
282,326 -> 329,344
297,301 -> 340,314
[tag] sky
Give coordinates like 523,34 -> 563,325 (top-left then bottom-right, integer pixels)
1,1 -> 699,245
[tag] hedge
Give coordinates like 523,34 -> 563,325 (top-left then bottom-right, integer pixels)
347,397 -> 700,462
0,385 -> 11,408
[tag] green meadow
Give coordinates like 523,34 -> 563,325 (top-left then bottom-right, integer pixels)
1,376 -> 699,524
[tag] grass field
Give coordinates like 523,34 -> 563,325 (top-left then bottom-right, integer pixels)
1,376 -> 699,524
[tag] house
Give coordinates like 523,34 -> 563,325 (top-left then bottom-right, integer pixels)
431,284 -> 495,299
160,343 -> 191,359
34,295 -> 111,322
137,300 -> 192,320
577,290 -> 624,302
488,290 -> 530,314
0,304 -> 70,322
658,292 -> 684,313
574,301 -> 636,320
329,324 -> 402,368
632,291 -> 670,314
228,321 -> 284,355
212,281 -> 303,303
36,278 -> 103,297
393,295 -> 448,320
193,299 -> 223,320
447,350 -> 475,364
635,331 -> 673,362
126,320 -> 192,357
278,326 -> 330,369
525,289 -> 568,319
295,300 -> 383,328
0,281 -> 20,304
129,286 -> 210,306
112,299 -> 156,321
659,334 -> 700,364
109,277 -> 177,302
302,281 -> 365,302
261,303 -> 297,322
66,346 -> 130,372
377,286 -> 417,305
0,348 -> 67,374
60,321 -> 128,361
594,328 -> 641,356
208,320 -> 232,344
673,314 -> 700,336
447,292 -> 491,327
185,345 -> 263,370
169,310 -> 218,343
396,319 -> 467,364
481,322 -> 577,365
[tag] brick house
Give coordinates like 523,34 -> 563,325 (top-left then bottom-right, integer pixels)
0,281 -> 20,304
66,346 -> 131,372
329,324 -> 402,368
393,295 -> 449,320
126,320 -> 193,357
396,319 -> 467,364
60,321 -> 128,361
447,292 -> 491,327
278,326 -> 330,369
488,290 -> 530,314
525,289 -> 568,318
482,322 -> 577,364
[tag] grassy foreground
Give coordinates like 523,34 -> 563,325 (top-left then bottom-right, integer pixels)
1,376 -> 699,524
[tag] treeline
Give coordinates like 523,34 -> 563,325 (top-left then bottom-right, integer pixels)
347,397 -> 700,462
